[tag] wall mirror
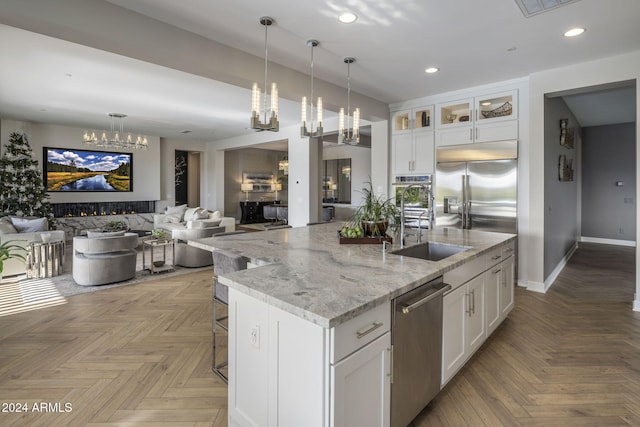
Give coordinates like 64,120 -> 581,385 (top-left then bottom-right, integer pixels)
323,158 -> 351,204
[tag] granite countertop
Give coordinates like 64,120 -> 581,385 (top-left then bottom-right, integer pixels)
189,223 -> 515,329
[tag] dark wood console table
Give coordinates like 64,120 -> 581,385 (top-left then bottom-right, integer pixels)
240,201 -> 280,224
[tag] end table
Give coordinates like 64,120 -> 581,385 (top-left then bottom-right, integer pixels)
142,238 -> 175,274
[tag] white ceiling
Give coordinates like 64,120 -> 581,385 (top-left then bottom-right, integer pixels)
0,0 -> 639,141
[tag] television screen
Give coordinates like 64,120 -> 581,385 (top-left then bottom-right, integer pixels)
44,147 -> 133,192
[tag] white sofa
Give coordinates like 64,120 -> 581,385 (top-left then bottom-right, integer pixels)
0,217 -> 65,278
153,206 -> 235,235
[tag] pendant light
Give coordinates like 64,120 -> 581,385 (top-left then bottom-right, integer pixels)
300,40 -> 323,139
338,57 -> 360,145
251,16 -> 279,132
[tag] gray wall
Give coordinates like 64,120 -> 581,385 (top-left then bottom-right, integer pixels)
223,148 -> 287,220
544,97 -> 581,280
581,123 -> 636,241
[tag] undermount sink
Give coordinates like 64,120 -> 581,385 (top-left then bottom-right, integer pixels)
391,241 -> 469,261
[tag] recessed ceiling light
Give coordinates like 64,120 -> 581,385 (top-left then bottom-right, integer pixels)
338,12 -> 357,24
564,27 -> 585,37
425,67 -> 439,74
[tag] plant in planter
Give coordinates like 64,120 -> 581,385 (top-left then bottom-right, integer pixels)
151,229 -> 167,240
0,240 -> 27,276
351,181 -> 400,237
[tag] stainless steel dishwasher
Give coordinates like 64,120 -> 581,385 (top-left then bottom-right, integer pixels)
391,276 -> 451,427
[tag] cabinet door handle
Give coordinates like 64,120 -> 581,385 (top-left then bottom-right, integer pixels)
356,321 -> 384,339
475,127 -> 478,140
465,293 -> 471,316
471,289 -> 475,314
469,128 -> 473,140
491,254 -> 502,261
493,268 -> 502,274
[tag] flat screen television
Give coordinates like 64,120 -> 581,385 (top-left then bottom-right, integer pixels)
44,147 -> 133,192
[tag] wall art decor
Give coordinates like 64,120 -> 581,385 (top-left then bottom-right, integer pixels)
559,118 -> 575,149
558,154 -> 574,182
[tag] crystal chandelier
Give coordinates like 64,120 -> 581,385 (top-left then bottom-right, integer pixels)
82,113 -> 149,150
338,57 -> 360,145
300,40 -> 322,139
251,16 -> 279,132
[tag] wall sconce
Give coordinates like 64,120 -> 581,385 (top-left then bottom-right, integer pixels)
241,183 -> 253,201
342,165 -> 351,180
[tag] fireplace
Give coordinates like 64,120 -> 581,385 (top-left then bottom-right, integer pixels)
51,201 -> 156,218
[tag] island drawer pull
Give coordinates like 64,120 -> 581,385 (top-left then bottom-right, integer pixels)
493,268 -> 502,274
356,322 -> 384,339
491,254 -> 502,260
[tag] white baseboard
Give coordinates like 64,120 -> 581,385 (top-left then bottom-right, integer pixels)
579,236 -> 636,247
634,299 -> 640,312
540,242 -> 579,293
525,280 -> 547,293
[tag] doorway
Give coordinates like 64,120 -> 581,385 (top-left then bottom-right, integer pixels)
174,150 -> 201,207
543,80 -> 637,292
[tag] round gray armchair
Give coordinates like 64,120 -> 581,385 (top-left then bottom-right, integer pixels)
72,232 -> 138,286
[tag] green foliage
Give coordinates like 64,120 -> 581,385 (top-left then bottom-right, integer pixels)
0,131 -> 56,229
0,240 -> 27,274
351,180 -> 400,237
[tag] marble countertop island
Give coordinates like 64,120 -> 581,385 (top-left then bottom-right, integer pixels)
189,223 -> 515,328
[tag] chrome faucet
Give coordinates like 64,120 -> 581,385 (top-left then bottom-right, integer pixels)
416,210 -> 429,243
400,183 -> 430,248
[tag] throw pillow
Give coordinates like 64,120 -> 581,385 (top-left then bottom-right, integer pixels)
165,204 -> 188,222
0,221 -> 18,234
11,217 -> 48,233
210,210 -> 222,220
194,207 -> 210,219
163,214 -> 181,224
183,207 -> 199,221
86,230 -> 126,238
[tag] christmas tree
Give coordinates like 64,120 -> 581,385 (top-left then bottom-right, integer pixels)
0,131 -> 56,229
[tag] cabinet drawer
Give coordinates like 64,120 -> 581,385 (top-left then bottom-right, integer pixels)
331,301 -> 391,364
485,246 -> 504,269
502,241 -> 515,258
443,254 -> 485,289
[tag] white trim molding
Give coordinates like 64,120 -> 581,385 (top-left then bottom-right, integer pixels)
579,236 -> 636,247
530,242 -> 579,294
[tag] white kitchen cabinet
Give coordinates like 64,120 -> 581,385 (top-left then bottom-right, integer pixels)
392,131 -> 434,175
331,332 -> 391,427
228,288 -> 391,427
442,273 -> 485,385
391,106 -> 433,134
435,90 -> 518,147
485,265 -> 502,336
501,254 -> 515,316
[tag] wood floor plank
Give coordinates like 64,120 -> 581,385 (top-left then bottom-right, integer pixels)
1,242 -> 639,426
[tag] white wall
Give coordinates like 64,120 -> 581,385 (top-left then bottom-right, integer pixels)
528,50 -> 640,310
0,119 -> 161,204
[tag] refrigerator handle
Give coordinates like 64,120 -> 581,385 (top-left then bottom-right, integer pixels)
461,175 -> 467,229
465,175 -> 471,229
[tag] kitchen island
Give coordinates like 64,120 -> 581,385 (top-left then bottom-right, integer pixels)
189,223 -> 516,427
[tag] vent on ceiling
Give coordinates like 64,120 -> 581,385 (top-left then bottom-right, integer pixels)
514,0 -> 582,17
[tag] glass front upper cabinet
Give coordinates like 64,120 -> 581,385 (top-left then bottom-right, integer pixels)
392,106 -> 433,133
436,98 -> 472,128
476,91 -> 516,122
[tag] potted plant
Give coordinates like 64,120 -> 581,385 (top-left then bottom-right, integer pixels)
352,181 -> 400,237
0,240 -> 27,279
151,229 -> 167,241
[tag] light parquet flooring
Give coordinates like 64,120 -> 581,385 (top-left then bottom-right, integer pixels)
413,243 -> 640,426
0,269 -> 227,427
0,243 -> 638,426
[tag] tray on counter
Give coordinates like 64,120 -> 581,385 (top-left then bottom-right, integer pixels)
338,232 -> 392,245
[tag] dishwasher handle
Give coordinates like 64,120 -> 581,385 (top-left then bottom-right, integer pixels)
400,283 -> 452,314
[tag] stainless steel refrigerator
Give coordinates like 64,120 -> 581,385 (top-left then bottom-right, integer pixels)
435,140 -> 517,234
